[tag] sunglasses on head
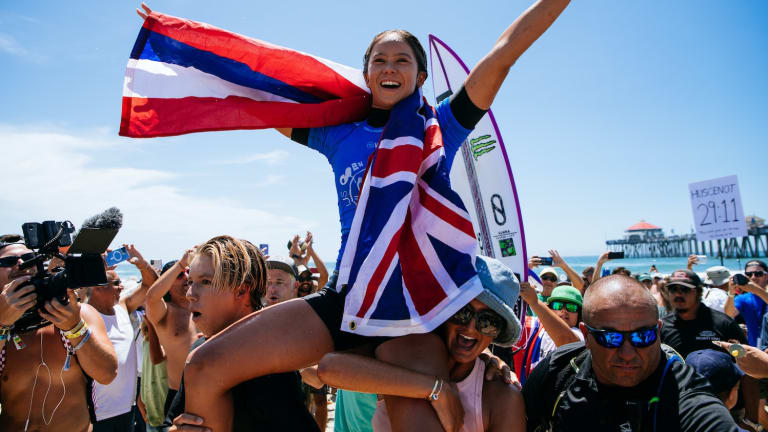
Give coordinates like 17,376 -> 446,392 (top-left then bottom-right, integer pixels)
0,253 -> 35,268
541,275 -> 558,282
745,271 -> 766,278
667,284 -> 693,294
450,304 -> 505,337
549,301 -> 579,313
584,323 -> 659,349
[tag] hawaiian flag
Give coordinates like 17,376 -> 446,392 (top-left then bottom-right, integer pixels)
120,12 -> 370,137
338,90 -> 484,337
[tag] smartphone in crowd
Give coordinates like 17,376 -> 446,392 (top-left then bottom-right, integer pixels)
607,251 -> 625,260
259,243 -> 269,256
105,246 -> 130,267
538,257 -> 553,266
733,273 -> 748,286
694,255 -> 707,265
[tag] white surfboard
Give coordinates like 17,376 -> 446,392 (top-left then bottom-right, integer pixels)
429,35 -> 529,346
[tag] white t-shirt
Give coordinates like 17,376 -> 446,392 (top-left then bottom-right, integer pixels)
92,304 -> 138,421
702,287 -> 729,314
531,327 -> 584,370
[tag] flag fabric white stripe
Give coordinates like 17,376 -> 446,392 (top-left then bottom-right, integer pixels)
123,59 -> 297,103
377,136 -> 424,151
369,172 -> 418,188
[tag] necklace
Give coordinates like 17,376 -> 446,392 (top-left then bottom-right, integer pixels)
24,331 -> 68,431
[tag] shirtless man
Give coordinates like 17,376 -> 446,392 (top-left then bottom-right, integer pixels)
0,242 -> 118,431
144,254 -> 197,416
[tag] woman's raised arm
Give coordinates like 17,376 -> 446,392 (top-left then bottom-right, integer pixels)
465,0 -> 571,110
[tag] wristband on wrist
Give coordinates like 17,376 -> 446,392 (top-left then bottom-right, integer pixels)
427,378 -> 444,401
71,329 -> 91,352
64,321 -> 89,339
63,319 -> 85,336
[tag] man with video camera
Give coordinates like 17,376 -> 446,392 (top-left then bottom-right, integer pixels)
0,240 -> 118,432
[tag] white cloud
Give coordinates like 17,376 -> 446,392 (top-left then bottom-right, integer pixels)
0,33 -> 43,62
215,149 -> 290,165
0,125 -> 315,260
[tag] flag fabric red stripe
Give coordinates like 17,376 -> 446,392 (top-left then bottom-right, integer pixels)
400,215 -> 447,314
120,95 -> 370,138
370,146 -> 423,179
356,226 -> 404,318
417,185 -> 476,238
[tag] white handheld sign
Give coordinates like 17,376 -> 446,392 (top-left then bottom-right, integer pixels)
689,175 -> 747,242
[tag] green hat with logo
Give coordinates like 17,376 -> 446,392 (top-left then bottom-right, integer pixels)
546,285 -> 583,307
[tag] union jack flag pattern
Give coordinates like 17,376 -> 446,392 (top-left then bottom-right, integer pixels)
338,89 -> 484,337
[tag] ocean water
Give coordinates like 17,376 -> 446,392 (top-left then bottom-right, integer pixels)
115,255 -> 761,283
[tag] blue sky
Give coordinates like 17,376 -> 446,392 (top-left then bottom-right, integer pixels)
1,1 -> 766,264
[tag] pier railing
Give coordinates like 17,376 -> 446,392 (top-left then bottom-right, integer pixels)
605,227 -> 768,258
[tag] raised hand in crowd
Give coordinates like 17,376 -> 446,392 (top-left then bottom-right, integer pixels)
712,341 -> 768,379
686,254 -> 698,270
520,281 -> 579,347
549,249 -> 583,292
592,251 -> 613,284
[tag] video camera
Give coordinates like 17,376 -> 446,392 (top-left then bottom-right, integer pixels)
13,217 -> 118,333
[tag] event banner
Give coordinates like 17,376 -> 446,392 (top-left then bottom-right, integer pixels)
688,175 -> 747,242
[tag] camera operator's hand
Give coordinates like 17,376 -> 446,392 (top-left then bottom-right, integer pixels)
125,243 -> 149,269
0,276 -> 37,326
39,288 -> 81,332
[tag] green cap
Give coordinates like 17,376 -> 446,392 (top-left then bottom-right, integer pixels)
546,285 -> 583,307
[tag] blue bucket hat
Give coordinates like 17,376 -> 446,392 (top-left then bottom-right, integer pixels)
475,255 -> 522,347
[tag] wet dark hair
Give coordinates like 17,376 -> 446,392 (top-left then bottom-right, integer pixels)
363,30 -> 428,78
745,259 -> 767,272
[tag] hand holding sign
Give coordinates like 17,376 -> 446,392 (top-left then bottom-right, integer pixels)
688,175 -> 747,242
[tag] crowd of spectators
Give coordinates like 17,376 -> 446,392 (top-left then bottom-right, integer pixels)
2,229 -> 768,431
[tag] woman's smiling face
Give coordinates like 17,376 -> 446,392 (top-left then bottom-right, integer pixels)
364,37 -> 426,110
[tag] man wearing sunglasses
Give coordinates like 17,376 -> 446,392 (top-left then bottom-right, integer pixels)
0,241 -> 118,432
660,269 -> 746,358
724,260 -> 768,348
523,274 -> 739,431
87,244 -> 158,431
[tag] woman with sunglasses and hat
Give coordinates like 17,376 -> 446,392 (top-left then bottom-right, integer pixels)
316,256 -> 525,432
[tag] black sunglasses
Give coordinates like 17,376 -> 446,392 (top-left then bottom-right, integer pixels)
450,304 -> 505,337
0,253 -> 35,268
745,271 -> 766,278
541,275 -> 558,282
667,284 -> 693,294
584,323 -> 659,349
550,301 -> 579,313
110,280 -> 123,286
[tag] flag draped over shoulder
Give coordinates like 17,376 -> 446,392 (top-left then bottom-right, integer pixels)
338,90 -> 483,337
120,12 -> 371,138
